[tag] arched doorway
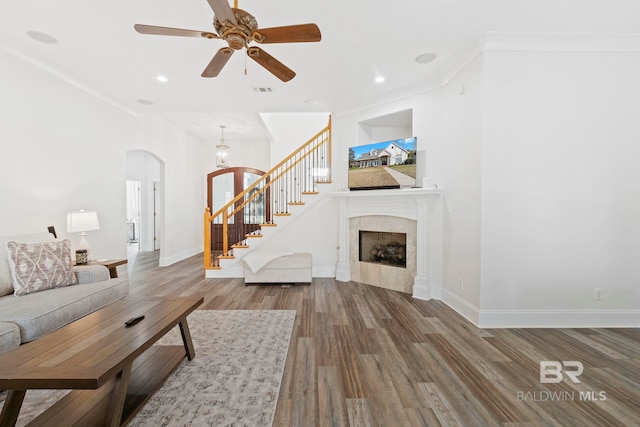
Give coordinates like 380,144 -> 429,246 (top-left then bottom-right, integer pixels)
126,150 -> 164,262
207,166 -> 268,251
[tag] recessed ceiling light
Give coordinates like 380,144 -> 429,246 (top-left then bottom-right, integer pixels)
156,75 -> 168,83
415,53 -> 437,64
137,99 -> 154,105
26,31 -> 58,45
374,76 -> 385,83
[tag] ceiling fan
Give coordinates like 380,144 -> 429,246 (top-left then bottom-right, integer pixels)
134,0 -> 321,82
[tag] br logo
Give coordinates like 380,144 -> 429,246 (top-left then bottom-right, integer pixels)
540,361 -> 583,383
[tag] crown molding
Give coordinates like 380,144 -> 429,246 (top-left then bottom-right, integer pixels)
0,31 -> 139,117
479,32 -> 640,53
414,32 -> 640,96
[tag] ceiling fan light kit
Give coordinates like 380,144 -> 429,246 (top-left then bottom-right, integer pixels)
134,0 -> 321,82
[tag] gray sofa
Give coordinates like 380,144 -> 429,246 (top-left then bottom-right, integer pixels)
0,232 -> 129,355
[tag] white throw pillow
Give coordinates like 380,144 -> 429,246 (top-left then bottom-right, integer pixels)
6,239 -> 77,296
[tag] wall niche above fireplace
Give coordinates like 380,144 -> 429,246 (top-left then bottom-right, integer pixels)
359,230 -> 407,268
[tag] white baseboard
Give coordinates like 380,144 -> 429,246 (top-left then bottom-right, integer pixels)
412,275 -> 442,301
314,266 -> 338,278
438,288 -> 640,328
441,289 -> 481,325
335,262 -> 350,282
477,309 -> 640,328
205,264 -> 244,279
159,247 -> 201,267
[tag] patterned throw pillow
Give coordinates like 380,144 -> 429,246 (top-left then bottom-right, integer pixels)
6,239 -> 77,296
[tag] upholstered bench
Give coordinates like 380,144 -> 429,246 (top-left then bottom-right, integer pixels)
243,252 -> 312,285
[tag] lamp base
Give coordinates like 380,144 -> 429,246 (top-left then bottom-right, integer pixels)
75,249 -> 88,265
77,232 -> 91,257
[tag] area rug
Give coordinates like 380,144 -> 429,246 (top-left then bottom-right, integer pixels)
1,310 -> 296,427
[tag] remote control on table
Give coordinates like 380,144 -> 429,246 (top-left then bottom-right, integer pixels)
125,315 -> 145,327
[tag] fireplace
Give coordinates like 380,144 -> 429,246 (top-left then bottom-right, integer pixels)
359,230 -> 407,268
348,215 -> 416,293
330,188 -> 441,298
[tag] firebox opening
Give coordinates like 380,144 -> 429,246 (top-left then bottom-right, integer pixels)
359,230 -> 407,268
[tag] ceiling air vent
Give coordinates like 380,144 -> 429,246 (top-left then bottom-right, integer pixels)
253,87 -> 273,93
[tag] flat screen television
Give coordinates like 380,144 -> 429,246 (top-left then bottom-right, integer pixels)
348,137 -> 417,190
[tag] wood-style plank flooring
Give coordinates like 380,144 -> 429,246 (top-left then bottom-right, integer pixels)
126,251 -> 640,427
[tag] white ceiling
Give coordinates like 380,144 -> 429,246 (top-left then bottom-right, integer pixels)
1,0 -> 639,142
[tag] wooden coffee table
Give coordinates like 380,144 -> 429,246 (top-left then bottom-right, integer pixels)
0,296 -> 203,427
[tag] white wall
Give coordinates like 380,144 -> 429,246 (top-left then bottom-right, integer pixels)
0,48 -> 139,259
260,112 -> 330,164
479,48 -> 640,326
0,49 -> 206,266
440,54 -> 485,318
154,120 -> 206,266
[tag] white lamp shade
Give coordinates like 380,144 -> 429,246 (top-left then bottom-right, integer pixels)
67,210 -> 100,233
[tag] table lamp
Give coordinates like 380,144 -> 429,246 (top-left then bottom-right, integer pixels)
67,210 -> 100,259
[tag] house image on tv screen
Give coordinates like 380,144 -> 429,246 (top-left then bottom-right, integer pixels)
352,142 -> 410,167
348,137 -> 417,190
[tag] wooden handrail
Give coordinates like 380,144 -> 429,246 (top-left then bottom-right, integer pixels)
228,140 -> 326,217
211,117 -> 331,220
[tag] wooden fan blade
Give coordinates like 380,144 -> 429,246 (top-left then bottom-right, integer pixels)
207,0 -> 237,26
202,47 -> 234,77
253,23 -> 321,44
247,47 -> 295,82
134,24 -> 218,39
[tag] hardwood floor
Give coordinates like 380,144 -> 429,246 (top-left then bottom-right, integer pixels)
126,251 -> 640,427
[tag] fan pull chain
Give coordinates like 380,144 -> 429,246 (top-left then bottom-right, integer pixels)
244,54 -> 247,75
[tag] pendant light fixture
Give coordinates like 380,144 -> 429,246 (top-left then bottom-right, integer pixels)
216,125 -> 230,169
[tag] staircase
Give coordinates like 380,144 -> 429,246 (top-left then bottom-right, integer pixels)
204,116 -> 331,276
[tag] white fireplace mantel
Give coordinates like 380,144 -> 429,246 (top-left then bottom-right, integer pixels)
328,188 -> 442,300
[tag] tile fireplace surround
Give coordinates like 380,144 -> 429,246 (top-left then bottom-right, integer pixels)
329,188 -> 442,299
